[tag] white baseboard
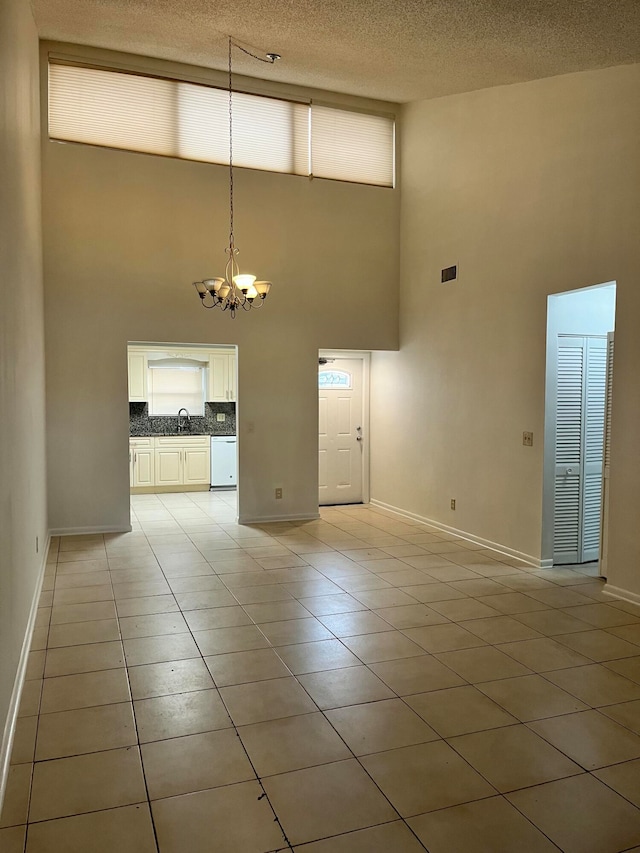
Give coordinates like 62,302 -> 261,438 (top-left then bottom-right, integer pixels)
0,533 -> 51,812
49,524 -> 132,536
369,499 -> 543,568
238,512 -> 321,525
602,584 -> 640,608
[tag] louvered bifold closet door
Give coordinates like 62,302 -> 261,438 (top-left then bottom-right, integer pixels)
553,335 -> 608,565
553,338 -> 584,564
582,337 -> 608,561
599,333 -> 615,578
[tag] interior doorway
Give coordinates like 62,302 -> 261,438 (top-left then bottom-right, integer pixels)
318,350 -> 370,506
127,342 -> 238,503
541,283 -> 616,569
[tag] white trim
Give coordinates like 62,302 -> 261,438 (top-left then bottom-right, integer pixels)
0,534 -> 51,812
238,512 -> 321,525
370,499 -> 543,568
603,584 -> 640,608
50,524 -> 132,536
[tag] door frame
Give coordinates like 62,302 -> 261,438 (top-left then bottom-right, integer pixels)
318,349 -> 371,506
541,282 -> 616,567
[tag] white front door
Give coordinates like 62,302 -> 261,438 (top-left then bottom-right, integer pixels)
318,357 -> 364,505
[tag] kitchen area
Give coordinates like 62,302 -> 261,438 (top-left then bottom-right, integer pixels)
128,344 -> 238,494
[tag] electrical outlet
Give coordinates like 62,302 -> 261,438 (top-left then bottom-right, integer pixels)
450,499 -> 456,510
275,487 -> 283,500
216,413 -> 226,422
523,431 -> 533,446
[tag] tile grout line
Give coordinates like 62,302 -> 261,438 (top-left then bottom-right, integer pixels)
112,523 -> 163,853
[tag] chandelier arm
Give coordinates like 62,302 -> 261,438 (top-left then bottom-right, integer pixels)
199,292 -> 219,308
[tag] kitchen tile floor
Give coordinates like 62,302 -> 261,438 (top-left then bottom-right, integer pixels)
4,491 -> 640,851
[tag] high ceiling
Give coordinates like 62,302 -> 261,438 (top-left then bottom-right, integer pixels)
32,0 -> 640,103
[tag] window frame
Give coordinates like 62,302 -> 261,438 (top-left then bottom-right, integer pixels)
47,58 -> 396,189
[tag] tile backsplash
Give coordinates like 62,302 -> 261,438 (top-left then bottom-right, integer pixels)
129,402 -> 236,436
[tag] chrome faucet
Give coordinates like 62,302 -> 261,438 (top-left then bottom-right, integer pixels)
177,408 -> 191,432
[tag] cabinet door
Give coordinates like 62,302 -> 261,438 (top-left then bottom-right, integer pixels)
133,448 -> 155,487
227,353 -> 237,402
208,353 -> 229,401
155,448 -> 182,486
128,352 -> 148,402
183,446 -> 211,485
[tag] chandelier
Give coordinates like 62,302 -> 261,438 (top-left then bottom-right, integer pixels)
193,38 -> 280,318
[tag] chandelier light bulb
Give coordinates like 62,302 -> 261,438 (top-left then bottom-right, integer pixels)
233,273 -> 257,293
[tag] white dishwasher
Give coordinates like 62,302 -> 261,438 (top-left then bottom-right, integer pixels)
210,436 -> 237,487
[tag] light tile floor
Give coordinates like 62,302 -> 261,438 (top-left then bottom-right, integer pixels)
3,491 -> 640,851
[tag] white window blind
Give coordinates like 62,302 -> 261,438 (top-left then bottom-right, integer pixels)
311,105 -> 394,187
147,367 -> 205,416
49,63 -> 309,175
48,61 -> 394,187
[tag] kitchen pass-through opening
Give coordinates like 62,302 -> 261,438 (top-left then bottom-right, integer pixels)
127,342 -> 238,501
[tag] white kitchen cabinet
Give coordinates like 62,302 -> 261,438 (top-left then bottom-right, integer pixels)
207,350 -> 236,402
155,436 -> 211,487
130,438 -> 154,487
183,446 -> 211,485
228,353 -> 237,402
155,448 -> 183,486
130,436 -> 210,492
128,352 -> 148,402
208,352 -> 229,402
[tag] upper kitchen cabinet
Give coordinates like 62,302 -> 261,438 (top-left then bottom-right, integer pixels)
207,350 -> 237,402
128,351 -> 148,402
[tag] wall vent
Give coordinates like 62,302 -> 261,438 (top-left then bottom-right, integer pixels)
441,265 -> 457,283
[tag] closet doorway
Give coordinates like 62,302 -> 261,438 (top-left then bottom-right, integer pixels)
541,283 -> 616,569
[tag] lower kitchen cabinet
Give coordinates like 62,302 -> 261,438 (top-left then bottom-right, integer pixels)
130,436 -> 211,492
183,446 -> 211,485
130,438 -> 154,488
155,448 -> 183,487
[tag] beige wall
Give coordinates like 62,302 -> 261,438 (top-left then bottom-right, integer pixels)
370,64 -> 640,595
41,46 -> 400,531
0,0 -> 47,792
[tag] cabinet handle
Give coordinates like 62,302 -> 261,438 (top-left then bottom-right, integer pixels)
134,451 -> 137,464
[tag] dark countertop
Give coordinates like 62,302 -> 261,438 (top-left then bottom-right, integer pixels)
130,432 -> 236,437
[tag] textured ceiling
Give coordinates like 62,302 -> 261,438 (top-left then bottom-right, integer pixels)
32,0 -> 640,103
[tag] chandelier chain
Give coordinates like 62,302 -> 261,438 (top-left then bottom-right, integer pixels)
192,35 -> 277,317
228,36 -> 234,250
233,42 -> 278,63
